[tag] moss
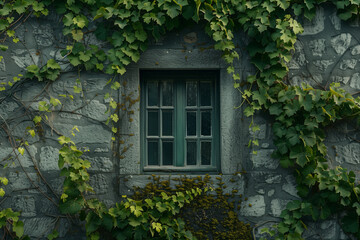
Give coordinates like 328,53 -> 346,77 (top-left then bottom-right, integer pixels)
132,174 -> 252,240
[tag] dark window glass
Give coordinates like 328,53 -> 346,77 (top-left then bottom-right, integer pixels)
148,141 -> 158,165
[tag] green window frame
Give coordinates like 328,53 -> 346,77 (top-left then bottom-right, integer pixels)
140,70 -> 220,172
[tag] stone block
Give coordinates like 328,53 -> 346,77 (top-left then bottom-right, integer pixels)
339,59 -> 357,70
282,175 -> 299,198
240,195 -> 265,217
23,218 -> 56,238
251,149 -> 278,170
309,39 -> 326,57
331,33 -> 352,55
288,42 -> 306,69
39,146 -> 59,171
319,220 -> 337,240
12,196 -> 36,217
82,100 -> 109,122
270,199 -> 290,217
331,76 -> 350,85
33,23 -> 54,47
249,124 -> 266,139
94,147 -> 109,153
0,60 -> 5,72
50,123 -> 111,144
0,146 -> 35,169
90,174 -> 108,194
301,7 -> 325,35
0,101 -> 18,119
11,49 -> 40,69
330,12 -> 341,30
8,172 -> 33,191
350,73 -> 360,89
85,156 -> 113,172
265,174 -> 282,184
268,189 -> 275,197
59,100 -> 83,119
351,45 -> 360,55
313,60 -> 334,71
336,143 -> 360,164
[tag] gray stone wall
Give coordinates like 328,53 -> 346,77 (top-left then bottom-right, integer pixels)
0,5 -> 359,239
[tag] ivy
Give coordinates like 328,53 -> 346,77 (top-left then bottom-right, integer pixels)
1,0 -> 360,239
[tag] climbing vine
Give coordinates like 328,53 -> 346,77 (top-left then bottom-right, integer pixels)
1,0 -> 360,239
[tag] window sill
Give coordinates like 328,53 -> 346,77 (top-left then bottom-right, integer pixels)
143,166 -> 219,173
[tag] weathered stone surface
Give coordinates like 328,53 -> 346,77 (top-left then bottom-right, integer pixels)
4,145 -> 37,169
0,101 -> 18,119
261,143 -> 269,148
313,60 -> 334,71
330,12 -> 341,30
0,59 -> 5,72
12,196 -> 36,217
83,77 -> 108,92
330,33 -> 352,55
50,178 -> 64,195
39,146 -> 59,171
350,73 -> 360,89
339,59 -> 357,70
301,7 -> 325,35
52,77 -> 82,94
240,195 -> 265,217
23,218 -> 55,238
85,156 -> 113,172
50,123 -> 111,144
94,147 -> 109,153
33,23 -> 54,47
270,199 -> 290,217
282,175 -> 299,198
249,124 -> 266,139
90,174 -> 108,194
352,45 -> 360,55
335,143 -> 360,164
331,76 -> 350,85
83,100 -> 109,122
8,172 -> 33,191
183,32 -> 197,43
265,174 -> 282,184
59,100 -> 83,119
319,220 -> 337,240
251,149 -> 278,169
268,189 -> 275,197
309,39 -> 326,57
288,42 -> 306,69
11,49 -> 40,69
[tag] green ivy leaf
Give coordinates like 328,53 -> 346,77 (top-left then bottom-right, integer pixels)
12,221 -> 24,238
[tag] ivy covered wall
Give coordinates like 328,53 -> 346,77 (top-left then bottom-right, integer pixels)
0,4 -> 359,240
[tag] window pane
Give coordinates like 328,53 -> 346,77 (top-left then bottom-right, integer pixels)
148,141 -> 159,165
187,112 -> 196,136
148,111 -> 159,136
187,141 -> 197,165
186,82 -> 197,106
162,111 -> 173,136
201,111 -> 211,136
148,82 -> 159,106
201,142 -> 211,165
163,142 -> 173,165
162,81 -> 173,106
200,82 -> 211,106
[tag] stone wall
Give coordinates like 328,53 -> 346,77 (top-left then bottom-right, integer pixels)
0,5 -> 359,239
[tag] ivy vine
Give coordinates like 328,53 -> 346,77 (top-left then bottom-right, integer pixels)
1,0 -> 360,239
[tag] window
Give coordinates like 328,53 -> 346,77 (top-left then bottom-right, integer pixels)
140,70 -> 220,172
